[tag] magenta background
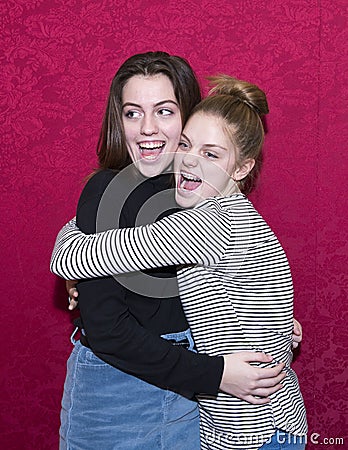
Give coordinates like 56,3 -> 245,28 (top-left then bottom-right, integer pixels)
1,1 -> 347,448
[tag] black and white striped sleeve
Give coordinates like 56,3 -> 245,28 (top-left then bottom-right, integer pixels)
50,208 -> 231,280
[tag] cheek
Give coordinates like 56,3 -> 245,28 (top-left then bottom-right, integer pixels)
225,153 -> 237,175
216,157 -> 235,181
122,125 -> 138,161
165,120 -> 182,142
122,118 -> 138,139
122,125 -> 132,145
128,150 -> 137,164
203,162 -> 230,193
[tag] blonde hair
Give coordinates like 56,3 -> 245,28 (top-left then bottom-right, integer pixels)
192,75 -> 269,194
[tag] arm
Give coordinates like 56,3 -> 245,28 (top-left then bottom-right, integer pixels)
67,277 -> 286,403
292,318 -> 302,348
78,275 -> 284,402
50,205 -> 228,279
77,277 -> 224,398
81,281 -> 285,403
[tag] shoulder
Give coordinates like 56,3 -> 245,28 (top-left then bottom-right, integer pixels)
208,194 -> 257,215
76,170 -> 119,233
77,169 -> 118,207
192,195 -> 252,225
163,197 -> 229,228
81,169 -> 118,197
195,196 -> 234,214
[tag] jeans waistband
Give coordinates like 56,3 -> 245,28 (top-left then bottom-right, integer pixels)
72,327 -> 196,352
161,328 -> 196,352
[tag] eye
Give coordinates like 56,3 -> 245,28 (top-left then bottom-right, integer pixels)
124,110 -> 142,119
178,141 -> 189,150
204,150 -> 218,159
157,108 -> 173,116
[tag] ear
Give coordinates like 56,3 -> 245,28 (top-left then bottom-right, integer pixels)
233,158 -> 255,181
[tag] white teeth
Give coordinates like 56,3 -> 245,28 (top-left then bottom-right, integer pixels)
180,172 -> 202,191
138,142 -> 165,150
181,172 -> 201,182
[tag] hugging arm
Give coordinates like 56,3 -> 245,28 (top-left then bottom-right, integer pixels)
77,276 -> 225,398
82,286 -> 284,404
76,272 -> 284,403
55,205 -> 303,351
50,207 -> 228,280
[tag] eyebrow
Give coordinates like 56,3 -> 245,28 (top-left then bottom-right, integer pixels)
180,133 -> 228,152
122,100 -> 179,109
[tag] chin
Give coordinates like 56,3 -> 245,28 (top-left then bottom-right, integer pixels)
135,160 -> 163,178
138,166 -> 162,178
137,156 -> 174,178
175,192 -> 200,209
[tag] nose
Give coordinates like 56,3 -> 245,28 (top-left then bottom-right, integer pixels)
140,114 -> 158,135
182,150 -> 198,167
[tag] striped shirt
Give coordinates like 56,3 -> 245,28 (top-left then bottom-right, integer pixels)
51,194 -> 307,449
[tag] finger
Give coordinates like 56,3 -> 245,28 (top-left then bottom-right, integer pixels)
240,351 -> 273,364
255,363 -> 285,379
293,326 -> 300,335
292,341 -> 299,349
293,318 -> 302,335
68,299 -> 79,311
252,383 -> 284,398
69,287 -> 78,298
242,395 -> 271,405
255,369 -> 286,387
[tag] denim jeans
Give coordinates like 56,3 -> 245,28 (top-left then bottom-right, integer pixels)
59,330 -> 199,450
259,430 -> 307,450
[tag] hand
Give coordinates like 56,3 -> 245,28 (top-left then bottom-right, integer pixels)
66,279 -> 79,311
220,352 -> 286,404
292,318 -> 302,349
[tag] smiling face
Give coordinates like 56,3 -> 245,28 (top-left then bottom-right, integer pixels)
174,112 -> 252,208
122,74 -> 182,178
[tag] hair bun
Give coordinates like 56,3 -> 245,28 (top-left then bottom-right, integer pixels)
207,75 -> 269,116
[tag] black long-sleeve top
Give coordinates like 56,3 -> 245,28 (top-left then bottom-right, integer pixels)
73,169 -> 223,398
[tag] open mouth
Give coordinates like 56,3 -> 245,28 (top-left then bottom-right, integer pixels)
138,141 -> 165,160
178,171 -> 202,191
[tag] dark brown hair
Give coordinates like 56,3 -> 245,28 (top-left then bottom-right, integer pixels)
192,75 -> 269,194
97,51 -> 202,171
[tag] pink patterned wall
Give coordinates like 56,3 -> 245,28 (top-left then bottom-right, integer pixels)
1,1 -> 347,448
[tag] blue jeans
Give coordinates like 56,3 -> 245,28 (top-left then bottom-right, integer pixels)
259,430 -> 307,450
59,330 -> 199,450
